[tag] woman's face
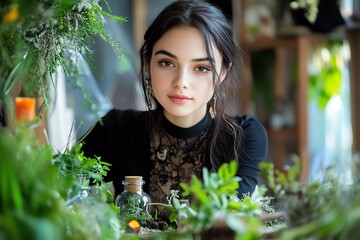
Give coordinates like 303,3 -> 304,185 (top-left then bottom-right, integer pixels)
150,26 -> 224,127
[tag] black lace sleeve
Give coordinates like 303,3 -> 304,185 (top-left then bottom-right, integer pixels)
237,115 -> 268,197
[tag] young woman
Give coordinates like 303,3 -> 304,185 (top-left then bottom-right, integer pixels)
81,0 -> 268,203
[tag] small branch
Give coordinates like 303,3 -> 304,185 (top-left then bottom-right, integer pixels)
258,211 -> 286,222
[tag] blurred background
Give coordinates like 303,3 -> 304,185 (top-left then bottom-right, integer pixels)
43,0 -> 360,185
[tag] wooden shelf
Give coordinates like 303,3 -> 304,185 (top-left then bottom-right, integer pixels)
240,36 -> 323,185
233,0 -> 360,184
242,35 -> 323,52
347,28 -> 360,154
234,0 -> 327,184
266,127 -> 297,171
267,127 -> 297,138
243,37 -> 297,51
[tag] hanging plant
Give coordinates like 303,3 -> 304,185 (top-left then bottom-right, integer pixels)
0,0 -> 127,111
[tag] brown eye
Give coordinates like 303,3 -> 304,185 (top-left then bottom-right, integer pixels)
196,66 -> 211,73
159,60 -> 174,68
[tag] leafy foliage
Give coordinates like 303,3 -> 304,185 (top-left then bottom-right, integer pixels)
260,155 -> 303,196
309,40 -> 343,109
0,0 -> 126,110
175,161 -> 263,238
117,161 -> 273,239
0,125 -> 120,240
53,142 -> 113,203
290,0 -> 319,23
0,126 -> 54,219
260,155 -> 360,240
118,192 -> 152,226
260,156 -> 324,226
53,143 -> 110,184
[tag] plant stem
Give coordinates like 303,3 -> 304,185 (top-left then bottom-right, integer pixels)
4,61 -> 22,95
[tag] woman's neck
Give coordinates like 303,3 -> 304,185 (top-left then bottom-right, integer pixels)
163,108 -> 208,128
161,111 -> 211,139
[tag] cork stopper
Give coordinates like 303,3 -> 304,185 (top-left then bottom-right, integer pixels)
124,176 -> 144,192
125,176 -> 143,182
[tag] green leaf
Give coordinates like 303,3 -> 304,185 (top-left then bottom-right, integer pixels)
227,201 -> 242,211
218,181 -> 239,196
166,205 -> 178,223
218,161 -> 238,181
180,183 -> 191,197
191,177 -> 208,204
287,156 -> 301,182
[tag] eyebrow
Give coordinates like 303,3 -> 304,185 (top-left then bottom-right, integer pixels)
154,50 -> 212,62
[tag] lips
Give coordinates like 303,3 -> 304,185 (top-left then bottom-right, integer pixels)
168,94 -> 192,104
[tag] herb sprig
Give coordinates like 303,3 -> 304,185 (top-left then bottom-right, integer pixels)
0,0 -> 127,110
172,161 -> 263,238
53,142 -> 112,202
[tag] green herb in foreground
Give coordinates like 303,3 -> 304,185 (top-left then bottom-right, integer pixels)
0,126 -> 120,240
53,142 -> 113,203
175,161 -> 263,238
53,143 -> 111,184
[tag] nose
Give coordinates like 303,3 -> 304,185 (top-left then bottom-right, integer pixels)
172,69 -> 189,89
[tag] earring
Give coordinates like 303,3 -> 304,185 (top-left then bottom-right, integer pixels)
145,79 -> 154,109
209,94 -> 217,118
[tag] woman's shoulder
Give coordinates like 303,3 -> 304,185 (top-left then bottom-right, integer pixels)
96,109 -> 150,134
229,115 -> 268,166
89,109 -> 150,141
234,114 -> 263,127
233,114 -> 268,141
103,108 -> 148,123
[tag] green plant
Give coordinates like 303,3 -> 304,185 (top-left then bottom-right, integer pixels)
259,156 -> 360,239
53,142 -> 113,203
260,155 -> 303,196
0,0 -> 126,110
260,156 -> 323,225
309,40 -> 343,110
290,0 -> 319,23
116,161 -> 277,239
172,161 -> 264,239
118,193 -> 152,227
0,125 -> 121,240
275,164 -> 360,240
0,126 -> 63,239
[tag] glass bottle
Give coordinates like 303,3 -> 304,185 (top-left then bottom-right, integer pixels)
115,176 -> 151,217
66,173 -> 94,208
76,173 -> 91,200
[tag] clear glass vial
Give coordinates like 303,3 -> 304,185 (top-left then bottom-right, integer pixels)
115,176 -> 151,217
66,173 -> 94,208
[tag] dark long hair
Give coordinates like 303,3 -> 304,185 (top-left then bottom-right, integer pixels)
139,0 -> 243,169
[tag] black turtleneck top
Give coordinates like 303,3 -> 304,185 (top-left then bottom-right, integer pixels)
81,109 -> 268,200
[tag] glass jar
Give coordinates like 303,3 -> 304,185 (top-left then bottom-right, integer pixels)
66,173 -> 94,208
76,173 -> 90,200
115,176 -> 151,217
66,174 -> 121,238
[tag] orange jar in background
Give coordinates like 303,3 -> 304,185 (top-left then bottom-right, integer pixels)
15,97 -> 36,122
